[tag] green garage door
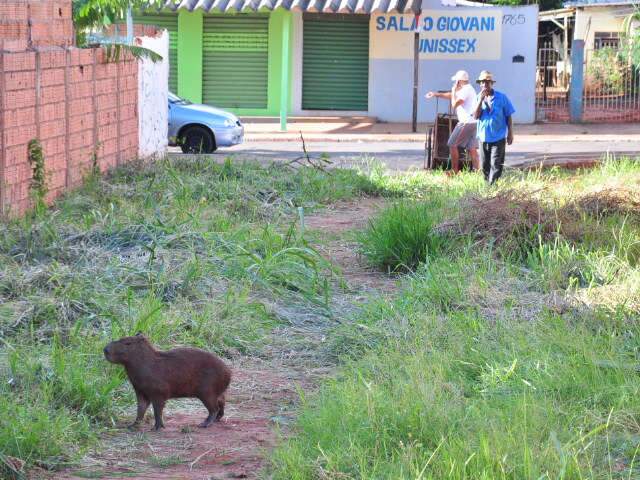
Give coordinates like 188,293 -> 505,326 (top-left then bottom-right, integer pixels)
302,14 -> 369,111
202,15 -> 268,109
133,14 -> 178,93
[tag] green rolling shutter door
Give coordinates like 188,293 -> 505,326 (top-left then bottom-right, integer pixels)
202,15 -> 268,109
133,14 -> 178,93
302,14 -> 369,111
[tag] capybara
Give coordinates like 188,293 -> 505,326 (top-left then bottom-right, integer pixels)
103,333 -> 231,430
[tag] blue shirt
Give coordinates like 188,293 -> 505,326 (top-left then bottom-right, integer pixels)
475,90 -> 515,143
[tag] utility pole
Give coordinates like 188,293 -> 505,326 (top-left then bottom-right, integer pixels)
412,11 -> 421,133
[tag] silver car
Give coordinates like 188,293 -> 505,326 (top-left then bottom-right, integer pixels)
168,92 -> 244,154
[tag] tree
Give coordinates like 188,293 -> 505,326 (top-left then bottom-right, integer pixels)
622,8 -> 640,67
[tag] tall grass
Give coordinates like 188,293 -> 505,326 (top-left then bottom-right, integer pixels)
358,200 -> 447,272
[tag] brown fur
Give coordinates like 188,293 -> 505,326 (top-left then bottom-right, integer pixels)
104,333 -> 231,430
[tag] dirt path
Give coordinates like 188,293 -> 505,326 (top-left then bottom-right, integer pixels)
40,197 -> 395,480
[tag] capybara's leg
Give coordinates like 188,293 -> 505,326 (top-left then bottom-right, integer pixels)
198,395 -> 220,428
130,390 -> 150,428
215,395 -> 225,421
151,399 -> 166,430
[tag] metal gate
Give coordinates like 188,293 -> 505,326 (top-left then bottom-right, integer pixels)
535,41 -> 570,122
202,15 -> 269,109
536,41 -> 640,123
582,47 -> 640,122
302,13 -> 369,111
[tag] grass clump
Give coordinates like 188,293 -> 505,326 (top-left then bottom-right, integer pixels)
358,200 -> 447,272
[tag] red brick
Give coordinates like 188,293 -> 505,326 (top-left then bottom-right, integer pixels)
69,48 -> 94,66
4,162 -> 32,186
41,136 -> 66,156
48,169 -> 66,190
5,89 -> 36,109
97,124 -> 117,143
0,39 -> 29,51
3,51 -> 36,72
5,71 -> 36,91
3,107 -> 36,128
4,124 -> 37,147
96,77 -> 116,94
68,82 -> 92,100
70,64 -> 93,83
5,144 -> 28,167
40,84 -> 66,104
69,129 -> 92,150
39,102 -> 65,122
97,109 -> 118,126
0,23 -> 29,39
39,50 -> 67,69
40,67 -> 65,86
68,114 -> 93,133
68,98 -> 93,117
0,3 -> 29,21
39,120 -> 65,139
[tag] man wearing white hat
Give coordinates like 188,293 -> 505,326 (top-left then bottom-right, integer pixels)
425,70 -> 479,173
473,70 -> 515,184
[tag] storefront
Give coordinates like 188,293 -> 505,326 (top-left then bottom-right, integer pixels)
139,0 -> 538,123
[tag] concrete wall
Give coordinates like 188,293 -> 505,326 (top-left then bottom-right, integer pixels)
137,30 -> 169,159
369,3 -> 538,123
0,0 -> 139,216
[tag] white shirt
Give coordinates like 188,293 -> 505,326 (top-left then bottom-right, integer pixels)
453,84 -> 477,123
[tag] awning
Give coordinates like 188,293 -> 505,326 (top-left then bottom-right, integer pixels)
153,0 -> 422,14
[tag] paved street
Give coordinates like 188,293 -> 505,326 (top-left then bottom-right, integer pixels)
172,134 -> 640,171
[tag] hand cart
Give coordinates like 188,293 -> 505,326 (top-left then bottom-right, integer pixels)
423,92 -> 473,171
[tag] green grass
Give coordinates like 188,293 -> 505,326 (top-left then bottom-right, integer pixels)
271,158 -> 640,479
3,154 -> 640,477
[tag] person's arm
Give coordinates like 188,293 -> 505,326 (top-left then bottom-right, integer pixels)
507,116 -> 513,145
473,91 -> 486,119
425,91 -> 452,100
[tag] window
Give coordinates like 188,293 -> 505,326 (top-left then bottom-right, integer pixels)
594,32 -> 620,49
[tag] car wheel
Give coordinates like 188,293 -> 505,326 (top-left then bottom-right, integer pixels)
179,126 -> 216,154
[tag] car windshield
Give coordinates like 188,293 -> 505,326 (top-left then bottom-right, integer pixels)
168,92 -> 191,105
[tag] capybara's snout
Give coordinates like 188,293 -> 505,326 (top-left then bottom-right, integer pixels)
103,343 -> 114,362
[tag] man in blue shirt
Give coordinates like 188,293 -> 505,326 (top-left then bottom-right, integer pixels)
473,71 -> 515,184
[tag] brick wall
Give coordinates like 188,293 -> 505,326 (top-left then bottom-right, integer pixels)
0,0 -> 139,216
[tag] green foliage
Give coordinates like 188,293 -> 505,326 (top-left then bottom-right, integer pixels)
587,48 -> 626,95
27,139 -> 47,210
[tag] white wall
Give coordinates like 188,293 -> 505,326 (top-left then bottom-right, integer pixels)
369,3 -> 539,123
574,6 -> 626,50
137,30 -> 169,159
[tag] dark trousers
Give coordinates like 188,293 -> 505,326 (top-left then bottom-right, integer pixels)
480,139 -> 506,184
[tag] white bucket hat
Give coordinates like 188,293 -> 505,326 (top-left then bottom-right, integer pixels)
451,70 -> 470,82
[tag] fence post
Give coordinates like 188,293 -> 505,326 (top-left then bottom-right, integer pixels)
569,39 -> 584,123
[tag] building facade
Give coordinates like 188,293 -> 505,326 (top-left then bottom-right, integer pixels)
138,0 -> 538,123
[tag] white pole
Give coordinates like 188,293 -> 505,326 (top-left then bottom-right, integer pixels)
126,4 -> 133,45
